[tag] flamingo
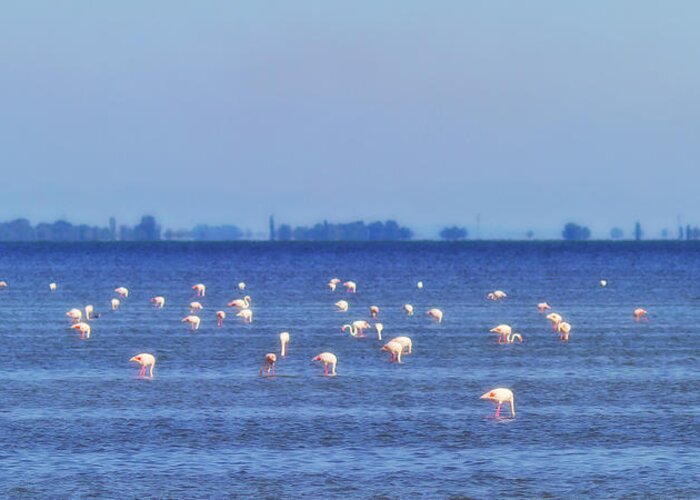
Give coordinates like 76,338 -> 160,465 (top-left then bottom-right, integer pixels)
342,324 -> 361,337
66,308 -> 82,323
71,322 -> 91,339
489,324 -> 512,343
260,353 -> 277,376
600,279 -> 608,288
280,332 -> 290,356
312,352 -> 337,376
328,278 -> 341,291
114,287 -> 129,298
238,282 -> 246,290
84,305 -> 94,320
343,281 -> 357,293
404,304 -> 414,316
370,305 -> 380,318
335,300 -> 349,312
228,296 -> 251,309
190,301 -> 203,313
0,281 -> 7,288
237,309 -> 253,323
49,282 -> 57,291
417,281 -> 423,289
374,323 -> 384,340
633,308 -> 648,322
487,290 -> 507,301
342,320 -> 370,337
151,296 -> 165,308
557,321 -> 572,341
546,313 -> 563,331
382,341 -> 404,363
537,302 -> 551,312
192,283 -> 206,297
130,353 -> 156,378
111,298 -> 120,311
480,388 -> 515,418
216,311 -> 226,327
391,336 -> 413,354
427,308 -> 443,323
182,315 -> 201,330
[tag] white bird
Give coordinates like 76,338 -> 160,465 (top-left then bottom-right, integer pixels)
237,309 -> 253,323
49,282 -> 57,291
480,388 -> 515,418
228,296 -> 252,309
111,298 -> 120,311
600,279 -> 608,288
427,308 -> 443,323
71,322 -> 91,339
390,336 -> 413,354
417,281 -> 423,289
130,353 -> 156,378
66,308 -> 82,322
343,281 -> 357,293
190,301 -> 203,313
487,290 -> 507,301
280,331 -> 290,356
115,287 -> 129,298
374,322 -> 384,340
84,305 -> 94,320
404,304 -> 414,316
382,341 -> 404,363
328,278 -> 341,291
192,283 -> 206,297
216,310 -> 226,327
182,315 -> 201,330
312,352 -> 337,376
335,300 -> 349,312
238,282 -> 246,290
151,296 -> 165,308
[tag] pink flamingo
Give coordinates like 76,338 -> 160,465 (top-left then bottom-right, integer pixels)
312,352 -> 337,376
260,353 -> 277,376
130,353 -> 156,378
480,388 -> 515,418
216,311 -> 226,327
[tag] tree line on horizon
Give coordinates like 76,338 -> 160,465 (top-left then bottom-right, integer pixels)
0,216 -> 699,241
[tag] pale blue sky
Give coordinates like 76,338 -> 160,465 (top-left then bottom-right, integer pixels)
1,1 -> 699,238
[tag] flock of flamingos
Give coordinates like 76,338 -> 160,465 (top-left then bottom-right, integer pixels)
0,276 -> 649,419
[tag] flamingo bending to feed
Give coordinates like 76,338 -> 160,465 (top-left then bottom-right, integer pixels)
66,308 -> 82,322
404,304 -> 414,316
71,322 -> 91,339
487,290 -> 507,301
312,352 -> 337,376
85,305 -> 94,320
49,282 -> 57,291
343,281 -> 357,293
260,353 -> 277,376
335,300 -> 349,312
190,301 -> 203,313
0,281 -> 7,288
228,296 -> 251,309
370,305 -> 380,318
111,298 -> 120,311
489,324 -> 512,343
391,336 -> 413,354
328,278 -> 341,291
633,308 -> 648,322
182,315 -> 201,330
382,341 -> 404,363
115,287 -> 129,298
557,322 -> 572,342
374,323 -> 384,340
192,283 -> 206,297
237,309 -> 253,323
216,311 -> 226,327
280,332 -> 290,356
537,302 -> 551,312
151,296 -> 165,308
546,313 -> 563,331
427,308 -> 443,323
130,353 -> 156,378
481,388 -> 515,418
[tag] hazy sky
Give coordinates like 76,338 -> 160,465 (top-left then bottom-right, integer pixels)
1,1 -> 699,238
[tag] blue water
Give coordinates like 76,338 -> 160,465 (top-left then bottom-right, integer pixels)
1,242 -> 699,498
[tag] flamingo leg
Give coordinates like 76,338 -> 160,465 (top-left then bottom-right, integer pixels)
139,366 -> 146,378
495,402 -> 501,417
323,364 -> 328,376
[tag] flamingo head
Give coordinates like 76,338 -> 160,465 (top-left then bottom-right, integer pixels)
480,391 -> 497,400
129,355 -> 142,364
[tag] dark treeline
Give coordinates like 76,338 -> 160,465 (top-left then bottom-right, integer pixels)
272,219 -> 413,241
0,216 -> 160,241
